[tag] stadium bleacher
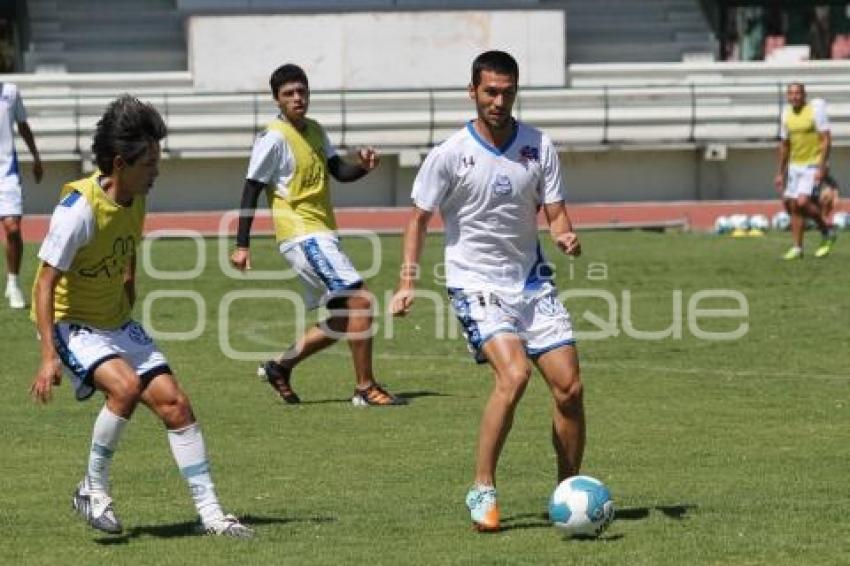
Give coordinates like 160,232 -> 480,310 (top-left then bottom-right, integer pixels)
557,0 -> 716,63
23,0 -> 185,73
12,69 -> 850,164
7,0 -> 850,212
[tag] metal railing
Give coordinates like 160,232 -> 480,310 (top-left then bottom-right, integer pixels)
17,81 -> 850,159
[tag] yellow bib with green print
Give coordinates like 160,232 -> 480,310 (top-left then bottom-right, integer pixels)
39,174 -> 145,329
265,118 -> 336,242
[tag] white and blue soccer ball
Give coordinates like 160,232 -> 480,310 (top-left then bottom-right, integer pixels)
728,214 -> 750,231
748,214 -> 770,231
833,211 -> 850,230
771,211 -> 791,231
548,475 -> 615,537
713,216 -> 732,234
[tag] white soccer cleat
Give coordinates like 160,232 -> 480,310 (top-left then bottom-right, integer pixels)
71,480 -> 123,534
5,285 -> 25,309
202,513 -> 254,538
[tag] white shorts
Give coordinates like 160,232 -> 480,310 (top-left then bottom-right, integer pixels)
53,320 -> 171,401
0,174 -> 22,217
448,286 -> 576,364
784,165 -> 818,200
280,234 -> 363,310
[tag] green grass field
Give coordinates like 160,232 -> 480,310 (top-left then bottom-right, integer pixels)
2,230 -> 848,565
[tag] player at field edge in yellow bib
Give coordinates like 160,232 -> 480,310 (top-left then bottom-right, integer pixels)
774,82 -> 837,260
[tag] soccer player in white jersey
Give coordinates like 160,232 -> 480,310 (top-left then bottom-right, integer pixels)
774,83 -> 836,259
390,51 -> 585,532
0,81 -> 42,308
29,96 -> 252,538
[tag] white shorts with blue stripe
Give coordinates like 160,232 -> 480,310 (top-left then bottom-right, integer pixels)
53,320 -> 170,401
279,233 -> 363,310
448,285 -> 576,364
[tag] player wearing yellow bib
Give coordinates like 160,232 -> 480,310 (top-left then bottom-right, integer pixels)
774,83 -> 837,260
29,96 -> 252,538
230,64 -> 404,406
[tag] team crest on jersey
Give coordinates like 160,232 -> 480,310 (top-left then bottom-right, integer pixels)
126,322 -> 153,345
519,145 -> 540,163
491,174 -> 513,196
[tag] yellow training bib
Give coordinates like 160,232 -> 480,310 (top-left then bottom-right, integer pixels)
784,104 -> 822,166
33,173 -> 145,329
265,118 -> 336,242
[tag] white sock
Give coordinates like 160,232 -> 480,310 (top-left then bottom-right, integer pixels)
6,274 -> 18,288
168,423 -> 224,525
86,406 -> 128,493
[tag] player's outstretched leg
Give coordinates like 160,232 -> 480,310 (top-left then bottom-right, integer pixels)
143,373 -> 254,538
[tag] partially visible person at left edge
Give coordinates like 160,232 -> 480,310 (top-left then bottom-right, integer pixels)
0,80 -> 42,308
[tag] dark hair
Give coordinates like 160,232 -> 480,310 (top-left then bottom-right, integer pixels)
788,82 -> 806,93
270,64 -> 309,99
471,50 -> 519,87
92,95 -> 166,175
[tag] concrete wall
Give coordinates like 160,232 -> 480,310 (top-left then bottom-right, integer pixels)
22,145 -> 850,216
187,10 -> 565,91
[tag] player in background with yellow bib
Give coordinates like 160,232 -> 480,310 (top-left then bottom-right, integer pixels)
30,96 -> 252,538
230,64 -> 405,407
774,83 -> 837,260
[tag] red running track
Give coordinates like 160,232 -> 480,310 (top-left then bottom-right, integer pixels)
15,200 -> 849,242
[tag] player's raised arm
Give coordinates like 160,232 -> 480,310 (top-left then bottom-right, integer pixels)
390,205 -> 432,317
327,147 -> 379,182
544,201 -> 581,257
30,263 -> 63,403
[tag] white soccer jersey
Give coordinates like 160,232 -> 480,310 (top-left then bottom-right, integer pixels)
246,122 -> 336,191
0,83 -> 27,179
38,192 -> 95,272
412,120 -> 566,293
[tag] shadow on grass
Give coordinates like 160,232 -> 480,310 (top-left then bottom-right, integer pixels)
93,514 -> 335,545
294,389 -> 446,406
397,390 -> 448,400
499,512 -> 551,532
489,514 -> 623,541
617,503 -> 697,521
496,503 -> 697,535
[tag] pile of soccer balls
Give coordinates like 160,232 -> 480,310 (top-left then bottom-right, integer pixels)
714,211 -> 850,236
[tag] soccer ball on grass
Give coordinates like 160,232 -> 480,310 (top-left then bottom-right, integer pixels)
548,475 -> 615,537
